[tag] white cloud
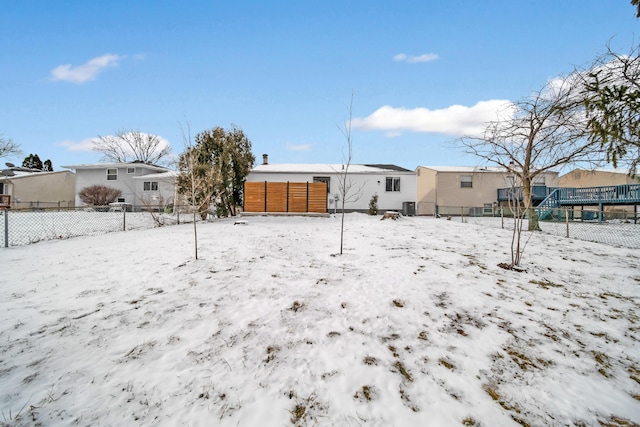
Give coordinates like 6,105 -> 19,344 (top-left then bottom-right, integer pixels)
50,54 -> 126,84
352,100 -> 515,137
286,143 -> 313,152
56,138 -> 98,152
393,53 -> 439,63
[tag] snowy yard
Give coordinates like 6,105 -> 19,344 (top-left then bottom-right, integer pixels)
1,214 -> 639,426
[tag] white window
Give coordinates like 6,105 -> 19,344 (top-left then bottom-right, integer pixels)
127,167 -> 136,174
534,176 -> 546,185
461,175 -> 472,188
143,181 -> 158,191
385,177 -> 400,192
107,168 -> 118,181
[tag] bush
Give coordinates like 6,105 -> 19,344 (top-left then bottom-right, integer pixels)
368,194 -> 379,215
79,185 -> 122,206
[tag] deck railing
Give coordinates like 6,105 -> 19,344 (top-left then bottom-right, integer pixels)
557,184 -> 640,204
496,185 -> 551,202
498,184 -> 640,205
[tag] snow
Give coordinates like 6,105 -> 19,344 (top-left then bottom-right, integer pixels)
251,164 -> 412,174
1,214 -> 639,426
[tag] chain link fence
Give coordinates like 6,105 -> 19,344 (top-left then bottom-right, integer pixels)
439,205 -> 640,249
1,205 -> 199,247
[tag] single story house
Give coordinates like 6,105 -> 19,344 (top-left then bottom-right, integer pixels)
62,162 -> 177,210
416,166 -> 559,216
246,155 -> 417,214
0,167 -> 76,210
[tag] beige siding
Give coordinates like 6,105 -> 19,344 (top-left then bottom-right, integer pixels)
1,171 -> 76,209
416,166 -> 559,216
416,168 -> 437,215
559,169 -> 638,187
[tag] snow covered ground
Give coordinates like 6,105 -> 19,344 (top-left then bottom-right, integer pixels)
1,214 -> 639,426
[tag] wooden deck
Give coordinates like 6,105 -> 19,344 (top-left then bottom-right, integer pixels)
498,184 -> 640,206
498,184 -> 640,221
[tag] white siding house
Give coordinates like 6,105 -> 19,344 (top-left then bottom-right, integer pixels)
62,162 -> 177,209
247,160 -> 416,213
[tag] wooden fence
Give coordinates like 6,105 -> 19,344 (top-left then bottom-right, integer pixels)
244,181 -> 327,213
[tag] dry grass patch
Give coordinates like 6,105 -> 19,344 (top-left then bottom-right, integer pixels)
598,416 -> 640,427
628,366 -> 640,384
392,299 -> 405,308
438,358 -> 455,370
264,345 -> 280,364
593,351 -> 611,377
354,385 -> 376,402
290,300 -> 305,313
393,361 -> 413,382
529,279 -> 563,289
363,356 -> 378,366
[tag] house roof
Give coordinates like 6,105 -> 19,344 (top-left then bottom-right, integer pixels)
61,162 -> 169,173
132,170 -> 178,180
418,165 -> 559,175
560,168 -> 634,177
251,163 -> 414,174
0,170 -> 74,181
418,166 -> 508,173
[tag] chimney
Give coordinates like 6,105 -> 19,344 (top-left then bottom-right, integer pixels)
262,154 -> 269,165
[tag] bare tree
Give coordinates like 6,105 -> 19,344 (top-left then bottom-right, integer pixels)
176,122 -> 220,260
0,134 -> 21,160
501,175 -> 535,269
335,93 -> 364,255
460,76 -> 600,234
93,129 -> 172,165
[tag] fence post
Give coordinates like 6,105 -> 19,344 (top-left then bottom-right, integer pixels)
565,208 -> 569,238
461,206 -> 464,223
3,208 -> 8,248
501,207 -> 504,229
123,208 -> 126,231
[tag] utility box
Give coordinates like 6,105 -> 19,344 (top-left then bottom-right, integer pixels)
402,201 -> 416,216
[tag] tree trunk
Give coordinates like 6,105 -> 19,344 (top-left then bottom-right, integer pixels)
522,178 -> 540,231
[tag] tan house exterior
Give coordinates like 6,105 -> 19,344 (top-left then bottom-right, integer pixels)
0,170 -> 76,210
416,166 -> 559,216
559,169 -> 639,188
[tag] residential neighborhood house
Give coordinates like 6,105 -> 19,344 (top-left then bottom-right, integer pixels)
416,166 -> 560,217
558,168 -> 640,217
62,162 -> 177,211
559,168 -> 639,187
245,155 -> 417,214
0,165 -> 76,210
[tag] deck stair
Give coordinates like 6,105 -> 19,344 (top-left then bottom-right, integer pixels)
536,189 -> 560,220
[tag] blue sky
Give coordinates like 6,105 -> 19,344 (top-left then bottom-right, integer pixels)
1,1 -> 638,170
